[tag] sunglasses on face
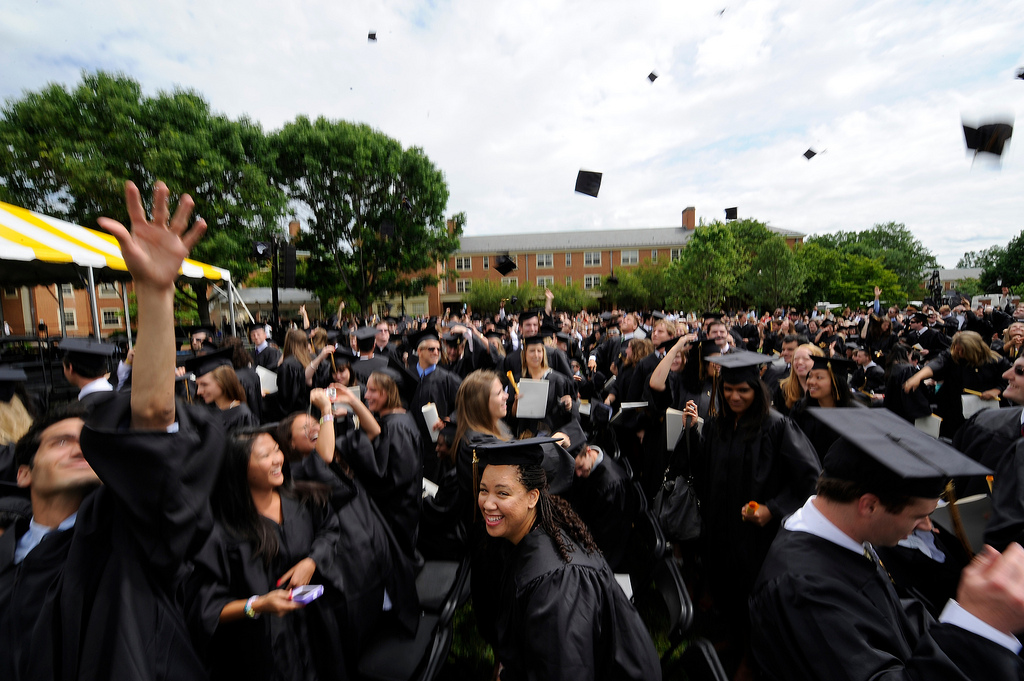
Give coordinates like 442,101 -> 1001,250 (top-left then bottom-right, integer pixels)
1013,364 -> 1024,377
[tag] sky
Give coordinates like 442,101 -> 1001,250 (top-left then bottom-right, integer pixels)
2,0 -> 1023,269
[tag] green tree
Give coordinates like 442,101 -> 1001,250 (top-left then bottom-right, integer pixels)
741,235 -> 806,311
955,277 -> 983,299
273,116 -> 462,315
598,267 -> 650,310
0,71 -> 287,323
957,246 -> 1004,270
549,281 -> 596,313
668,223 -> 739,311
981,229 -> 1024,292
807,222 -> 937,304
463,279 -> 515,315
795,242 -> 903,309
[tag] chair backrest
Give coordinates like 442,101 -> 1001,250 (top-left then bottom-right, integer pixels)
677,637 -> 729,681
651,556 -> 693,639
624,508 -> 666,584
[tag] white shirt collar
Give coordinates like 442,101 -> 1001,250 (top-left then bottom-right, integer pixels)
784,495 -> 865,556
78,377 -> 113,400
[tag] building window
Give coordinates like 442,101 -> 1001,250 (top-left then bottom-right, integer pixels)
584,275 -> 601,290
584,252 -> 602,267
455,257 -> 472,271
98,282 -> 120,299
536,253 -> 553,268
60,283 -> 75,298
537,276 -> 554,287
565,276 -> 572,285
63,309 -> 77,329
651,250 -> 658,263
565,253 -> 572,267
671,248 -> 683,262
101,309 -> 122,328
501,277 -> 518,286
621,250 -> 639,265
483,256 -> 489,270
456,279 -> 472,293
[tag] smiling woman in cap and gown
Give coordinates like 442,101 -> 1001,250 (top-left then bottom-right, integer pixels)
184,348 -> 257,431
475,436 -> 661,681
789,354 -> 861,464
679,350 -> 820,676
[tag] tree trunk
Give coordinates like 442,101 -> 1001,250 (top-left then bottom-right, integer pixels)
195,284 -> 212,326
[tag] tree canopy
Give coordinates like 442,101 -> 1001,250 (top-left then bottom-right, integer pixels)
273,116 -> 462,315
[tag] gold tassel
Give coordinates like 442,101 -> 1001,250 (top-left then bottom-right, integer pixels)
944,480 -> 973,559
472,448 -> 479,521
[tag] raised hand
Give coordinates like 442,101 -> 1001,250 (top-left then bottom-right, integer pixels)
97,181 -> 206,291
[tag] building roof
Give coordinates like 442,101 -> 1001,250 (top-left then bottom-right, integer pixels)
234,287 -> 318,304
933,268 -> 983,280
456,225 -> 804,254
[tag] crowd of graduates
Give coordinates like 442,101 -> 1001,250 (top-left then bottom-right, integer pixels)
3,181 -> 1024,680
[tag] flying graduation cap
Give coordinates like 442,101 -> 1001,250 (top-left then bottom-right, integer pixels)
648,71 -> 658,83
724,207 -> 738,220
1016,68 -> 1024,80
803,149 -> 817,160
575,170 -> 602,198
368,31 -> 377,42
494,255 -> 517,276
962,121 -> 1013,158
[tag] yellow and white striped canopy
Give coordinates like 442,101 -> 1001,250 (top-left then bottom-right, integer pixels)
0,200 -> 230,284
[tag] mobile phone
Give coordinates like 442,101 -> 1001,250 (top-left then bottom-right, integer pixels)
290,584 -> 324,604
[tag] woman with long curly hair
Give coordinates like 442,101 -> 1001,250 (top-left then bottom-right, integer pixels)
276,328 -> 313,416
773,343 -> 824,415
789,355 -> 860,463
904,330 -> 1010,439
475,437 -> 660,680
680,352 -> 819,678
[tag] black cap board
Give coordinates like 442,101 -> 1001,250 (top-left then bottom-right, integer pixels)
911,312 -> 929,324
60,338 -> 116,375
442,332 -> 464,345
354,326 -> 377,352
522,334 -> 547,348
484,330 -> 504,340
702,311 -> 725,321
707,350 -> 771,383
810,407 -> 990,498
368,31 -> 377,42
494,255 -> 517,276
809,355 -> 855,375
410,328 -> 440,349
963,122 -> 1013,157
804,149 -> 817,160
0,367 -> 28,382
575,170 -> 602,198
475,436 -> 561,467
520,309 -> 540,323
182,348 -> 234,377
724,207 -> 738,220
648,71 -> 658,82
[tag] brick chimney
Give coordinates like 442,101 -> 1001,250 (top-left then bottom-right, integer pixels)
288,220 -> 300,240
682,207 -> 696,230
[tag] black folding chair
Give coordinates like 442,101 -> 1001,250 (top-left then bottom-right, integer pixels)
632,556 -> 694,670
672,637 -> 729,681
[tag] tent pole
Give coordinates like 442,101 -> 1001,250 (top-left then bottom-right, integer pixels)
121,281 -> 133,349
56,284 -> 67,336
86,267 -> 101,340
228,274 -> 237,338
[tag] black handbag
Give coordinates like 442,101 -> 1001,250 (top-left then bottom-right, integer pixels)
653,423 -> 702,543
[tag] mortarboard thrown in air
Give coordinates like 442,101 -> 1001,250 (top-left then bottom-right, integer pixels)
494,255 -> 517,276
809,407 -> 990,498
648,71 -> 658,83
707,350 -> 771,384
724,207 -> 738,220
0,366 -> 28,402
368,31 -> 377,42
575,170 -> 602,198
803,149 -> 817,160
962,121 -> 1013,158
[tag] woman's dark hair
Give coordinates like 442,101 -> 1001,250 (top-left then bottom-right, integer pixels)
714,377 -> 771,441
865,314 -> 891,345
517,462 -> 599,563
212,427 -> 328,566
221,335 -> 254,369
791,365 -> 854,413
884,344 -> 912,382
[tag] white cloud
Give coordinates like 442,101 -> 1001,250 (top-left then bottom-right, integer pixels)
2,0 -> 1024,273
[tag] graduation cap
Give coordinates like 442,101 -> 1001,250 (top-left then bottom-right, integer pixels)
574,170 -> 602,198
494,255 -> 517,276
0,366 -> 28,402
910,312 -> 929,324
410,327 -> 441,349
599,312 -> 614,323
803,148 -> 817,160
484,330 -> 504,341
441,332 -> 464,345
963,121 -> 1013,157
724,207 -> 738,220
707,350 -> 771,384
691,339 -> 722,362
539,320 -> 559,337
657,336 -> 682,352
368,365 -> 416,404
60,338 -> 117,374
368,31 -> 377,42
809,407 -> 990,498
520,309 -> 541,323
1016,67 -> 1024,80
354,326 -> 378,352
182,348 -> 234,377
605,274 -> 619,285
475,436 -> 561,467
808,354 -> 855,376
555,332 -> 571,344
648,71 -> 658,83
702,311 -> 725,322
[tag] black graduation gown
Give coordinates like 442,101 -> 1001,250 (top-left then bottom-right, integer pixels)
352,412 -> 423,561
187,496 -> 346,681
883,363 -> 933,423
983,438 -> 1024,551
0,392 -> 223,681
216,402 -> 258,431
952,405 -> 1022,497
851,363 -> 885,393
491,526 -> 661,681
290,449 -> 419,644
350,356 -> 389,386
277,356 -> 311,417
683,409 -> 820,631
409,366 -> 462,478
790,399 -> 864,464
568,455 -> 634,572
235,365 -> 264,423
749,528 -> 1023,681
927,351 -> 1010,440
502,346 -> 573,382
510,370 -> 581,443
253,344 -> 282,372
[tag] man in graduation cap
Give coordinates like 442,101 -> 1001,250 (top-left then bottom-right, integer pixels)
408,328 -> 463,478
750,407 -> 1024,681
60,338 -> 117,405
350,326 -> 390,384
0,180 -> 225,680
248,321 -> 282,371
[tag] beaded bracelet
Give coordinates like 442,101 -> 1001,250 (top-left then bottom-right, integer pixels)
319,413 -> 334,425
244,595 -> 260,619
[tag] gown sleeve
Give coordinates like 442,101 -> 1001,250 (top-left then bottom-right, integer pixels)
762,416 -> 821,520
